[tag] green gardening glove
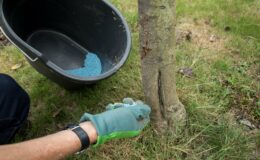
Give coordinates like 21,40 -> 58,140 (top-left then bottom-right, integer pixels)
80,98 -> 151,147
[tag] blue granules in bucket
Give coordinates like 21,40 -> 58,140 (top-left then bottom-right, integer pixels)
66,52 -> 102,77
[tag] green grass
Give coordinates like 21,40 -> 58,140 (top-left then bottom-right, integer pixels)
177,0 -> 260,41
0,0 -> 259,159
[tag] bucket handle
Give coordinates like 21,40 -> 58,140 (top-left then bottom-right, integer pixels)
18,48 -> 39,62
0,27 -> 38,62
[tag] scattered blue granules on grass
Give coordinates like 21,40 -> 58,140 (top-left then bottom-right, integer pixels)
66,52 -> 102,77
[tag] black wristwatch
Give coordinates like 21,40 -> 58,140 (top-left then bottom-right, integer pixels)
64,124 -> 90,152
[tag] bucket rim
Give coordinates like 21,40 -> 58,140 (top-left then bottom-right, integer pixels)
56,0 -> 132,82
0,0 -> 132,82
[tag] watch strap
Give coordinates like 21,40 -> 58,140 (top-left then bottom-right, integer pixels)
71,125 -> 90,151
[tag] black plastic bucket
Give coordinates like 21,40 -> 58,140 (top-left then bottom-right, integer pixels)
0,0 -> 131,89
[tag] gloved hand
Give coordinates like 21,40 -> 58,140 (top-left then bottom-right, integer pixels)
80,98 -> 151,147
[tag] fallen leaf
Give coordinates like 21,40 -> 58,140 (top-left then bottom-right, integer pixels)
209,35 -> 217,42
179,68 -> 194,78
239,119 -> 256,130
11,63 -> 22,70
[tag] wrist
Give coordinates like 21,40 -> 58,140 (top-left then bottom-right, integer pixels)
79,122 -> 98,144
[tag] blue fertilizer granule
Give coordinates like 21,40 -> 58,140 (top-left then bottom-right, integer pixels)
66,52 -> 102,77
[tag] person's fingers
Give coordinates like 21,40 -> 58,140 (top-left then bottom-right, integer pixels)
136,100 -> 144,105
106,103 -> 125,110
139,105 -> 151,118
137,118 -> 150,130
106,103 -> 115,110
123,98 -> 135,105
113,103 -> 125,109
128,104 -> 151,120
136,105 -> 151,129
106,99 -> 145,111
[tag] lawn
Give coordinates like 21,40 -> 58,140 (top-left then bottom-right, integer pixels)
0,0 -> 259,159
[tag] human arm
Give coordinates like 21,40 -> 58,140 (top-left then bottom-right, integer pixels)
0,98 -> 151,160
0,122 -> 97,160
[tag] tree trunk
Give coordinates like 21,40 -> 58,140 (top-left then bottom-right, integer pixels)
138,0 -> 187,132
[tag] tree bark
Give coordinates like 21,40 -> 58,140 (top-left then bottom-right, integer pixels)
138,0 -> 187,132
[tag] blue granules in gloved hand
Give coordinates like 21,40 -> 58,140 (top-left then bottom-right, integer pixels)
66,52 -> 102,77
